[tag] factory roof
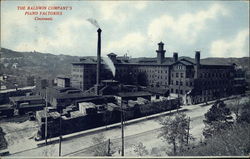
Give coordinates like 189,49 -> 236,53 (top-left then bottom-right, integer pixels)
9,95 -> 44,102
117,91 -> 152,98
56,76 -> 70,80
72,55 -> 234,67
36,110 -> 60,119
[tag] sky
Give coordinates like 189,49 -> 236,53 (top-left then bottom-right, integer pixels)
1,1 -> 249,58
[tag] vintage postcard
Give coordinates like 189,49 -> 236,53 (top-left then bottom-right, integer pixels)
0,0 -> 249,158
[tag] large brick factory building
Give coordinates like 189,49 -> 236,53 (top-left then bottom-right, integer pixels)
71,29 -> 245,105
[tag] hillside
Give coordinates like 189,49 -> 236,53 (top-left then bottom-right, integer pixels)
0,48 -> 80,88
0,48 -> 79,78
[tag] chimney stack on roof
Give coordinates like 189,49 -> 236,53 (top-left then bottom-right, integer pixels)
195,51 -> 200,66
173,52 -> 178,62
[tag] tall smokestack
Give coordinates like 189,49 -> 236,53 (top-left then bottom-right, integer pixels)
97,28 -> 101,86
96,28 -> 102,95
194,51 -> 201,79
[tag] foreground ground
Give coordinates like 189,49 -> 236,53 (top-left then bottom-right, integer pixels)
1,95 -> 248,157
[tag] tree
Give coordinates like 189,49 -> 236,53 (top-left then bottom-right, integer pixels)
227,97 -> 242,121
91,133 -> 115,156
176,123 -> 250,156
237,99 -> 250,123
133,142 -> 149,156
203,100 -> 233,138
158,113 -> 192,155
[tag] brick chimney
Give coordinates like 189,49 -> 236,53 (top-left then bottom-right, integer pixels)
195,51 -> 200,66
173,52 -> 178,62
96,28 -> 102,95
194,51 -> 201,79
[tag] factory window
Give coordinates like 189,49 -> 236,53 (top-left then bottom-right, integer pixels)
176,73 -> 179,77
181,73 -> 183,78
176,81 -> 179,85
171,80 -> 173,85
171,89 -> 173,93
180,81 -> 183,86
190,82 -> 193,86
176,89 -> 179,93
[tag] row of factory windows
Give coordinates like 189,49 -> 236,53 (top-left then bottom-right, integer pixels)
72,68 -> 82,72
170,89 -> 189,95
171,80 -> 193,87
233,80 -> 245,85
148,80 -> 168,86
199,72 -> 230,78
172,72 -> 185,78
175,65 -> 185,70
117,68 -> 168,74
148,75 -> 168,80
198,80 -> 230,87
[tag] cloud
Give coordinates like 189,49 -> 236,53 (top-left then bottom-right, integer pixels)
104,32 -> 148,57
15,17 -> 91,54
210,28 -> 249,57
147,3 -> 229,44
98,1 -> 147,24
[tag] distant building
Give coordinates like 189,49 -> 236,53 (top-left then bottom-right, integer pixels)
55,76 -> 70,88
71,58 -> 113,91
72,42 -> 246,104
9,95 -> 45,115
232,64 -> 246,94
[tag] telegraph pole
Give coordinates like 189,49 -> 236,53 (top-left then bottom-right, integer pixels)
45,87 -> 48,145
59,107 -> 62,156
186,117 -> 191,145
121,100 -> 124,156
107,138 -> 111,156
177,78 -> 181,112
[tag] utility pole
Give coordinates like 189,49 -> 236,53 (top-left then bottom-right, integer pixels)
59,107 -> 62,156
177,78 -> 181,112
121,100 -> 124,156
107,138 -> 111,156
45,87 -> 48,145
186,117 -> 191,145
0,54 -> 1,91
